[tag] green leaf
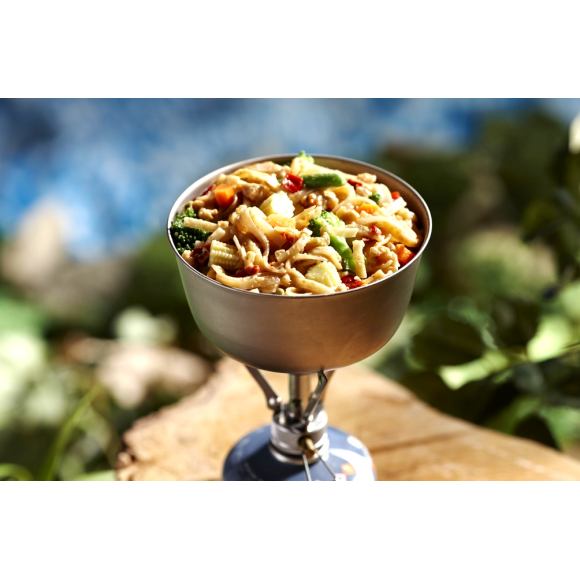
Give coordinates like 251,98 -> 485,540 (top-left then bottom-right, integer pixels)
485,394 -> 543,434
38,385 -> 101,481
541,406 -> 580,446
538,353 -> 580,407
410,315 -> 486,368
522,199 -> 563,242
514,414 -> 559,449
0,292 -> 48,334
522,190 -> 580,281
499,355 -> 580,409
484,112 -> 564,217
401,371 -> 454,408
71,470 -> 116,481
510,362 -> 546,395
552,148 -> 580,196
490,298 -> 540,348
402,371 -> 521,425
476,380 -> 521,423
0,463 -> 33,481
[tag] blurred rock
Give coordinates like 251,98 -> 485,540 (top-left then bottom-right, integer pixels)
1,199 -> 65,288
0,200 -> 131,321
65,336 -> 212,408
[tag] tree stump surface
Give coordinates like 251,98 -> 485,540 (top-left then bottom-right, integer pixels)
116,359 -> 580,481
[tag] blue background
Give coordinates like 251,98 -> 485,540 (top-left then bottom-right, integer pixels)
1,98 -> 578,260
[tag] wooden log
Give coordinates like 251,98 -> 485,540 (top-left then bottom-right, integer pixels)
116,358 -> 580,481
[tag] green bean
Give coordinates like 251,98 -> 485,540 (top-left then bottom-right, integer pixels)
329,236 -> 356,273
303,173 -> 346,189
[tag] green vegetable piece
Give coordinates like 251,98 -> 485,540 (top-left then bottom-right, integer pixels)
298,150 -> 314,163
369,193 -> 381,204
329,236 -> 356,273
303,173 -> 346,189
172,206 -> 197,228
309,211 -> 344,237
309,211 -> 356,272
170,206 -> 210,253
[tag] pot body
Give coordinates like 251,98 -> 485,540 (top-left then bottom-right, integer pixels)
169,155 -> 432,374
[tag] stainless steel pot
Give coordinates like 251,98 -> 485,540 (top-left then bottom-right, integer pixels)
167,154 -> 432,374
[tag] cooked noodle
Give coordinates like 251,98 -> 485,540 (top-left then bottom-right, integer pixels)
170,153 -> 423,294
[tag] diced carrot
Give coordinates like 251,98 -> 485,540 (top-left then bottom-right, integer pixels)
391,191 -> 401,200
395,243 -> 416,266
356,203 -> 378,215
267,214 -> 296,228
214,184 -> 236,207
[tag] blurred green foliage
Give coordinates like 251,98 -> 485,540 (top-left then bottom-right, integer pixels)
369,111 -> 580,452
0,234 -> 216,480
2,109 -> 580,479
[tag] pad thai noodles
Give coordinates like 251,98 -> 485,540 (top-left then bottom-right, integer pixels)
170,152 -> 423,295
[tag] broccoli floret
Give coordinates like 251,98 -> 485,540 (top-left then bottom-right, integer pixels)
309,211 -> 345,237
369,193 -> 381,204
308,211 -> 356,273
170,206 -> 210,254
298,150 -> 315,164
172,206 -> 196,228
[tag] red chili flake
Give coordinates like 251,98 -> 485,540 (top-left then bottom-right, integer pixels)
191,244 -> 210,268
348,179 -> 363,188
281,174 -> 303,193
279,231 -> 298,250
235,266 -> 260,277
341,275 -> 363,290
391,191 -> 401,200
369,225 -> 381,236
200,183 -> 216,197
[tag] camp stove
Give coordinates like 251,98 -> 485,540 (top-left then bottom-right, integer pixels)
222,369 -> 375,481
168,154 -> 432,481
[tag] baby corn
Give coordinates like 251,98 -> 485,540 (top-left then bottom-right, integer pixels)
208,241 -> 242,270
